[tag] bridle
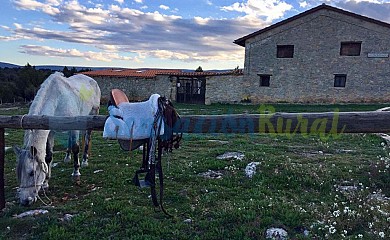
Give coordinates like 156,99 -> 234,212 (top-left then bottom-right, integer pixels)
18,145 -> 52,206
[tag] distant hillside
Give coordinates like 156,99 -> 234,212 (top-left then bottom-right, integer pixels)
0,62 -> 20,68
0,62 -> 115,71
34,65 -> 107,71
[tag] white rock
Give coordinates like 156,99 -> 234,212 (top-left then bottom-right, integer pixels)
216,152 -> 245,160
198,170 -> 223,179
63,214 -> 74,221
14,209 -> 49,218
265,227 -> 288,240
183,218 -> 192,223
245,162 -> 260,178
208,140 -> 229,144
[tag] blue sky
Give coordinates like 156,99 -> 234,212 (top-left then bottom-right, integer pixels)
0,0 -> 389,70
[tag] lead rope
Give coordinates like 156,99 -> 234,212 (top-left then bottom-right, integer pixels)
155,101 -> 174,217
31,148 -> 52,206
37,186 -> 52,206
20,114 -> 27,129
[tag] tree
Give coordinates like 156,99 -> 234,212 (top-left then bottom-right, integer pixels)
70,67 -> 77,76
232,66 -> 241,75
63,66 -> 72,77
0,64 -> 51,102
195,66 -> 203,72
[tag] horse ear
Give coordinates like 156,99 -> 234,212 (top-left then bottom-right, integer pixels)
30,146 -> 38,157
13,146 -> 22,156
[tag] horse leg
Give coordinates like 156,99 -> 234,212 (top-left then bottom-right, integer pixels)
64,132 -> 72,163
81,129 -> 92,167
70,130 -> 81,178
81,107 -> 99,167
44,131 -> 55,189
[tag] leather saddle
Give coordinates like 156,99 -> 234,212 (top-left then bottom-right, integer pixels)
104,89 -> 182,216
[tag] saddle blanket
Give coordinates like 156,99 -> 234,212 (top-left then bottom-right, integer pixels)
103,94 -> 165,140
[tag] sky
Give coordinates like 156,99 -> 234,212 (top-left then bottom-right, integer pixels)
0,0 -> 389,70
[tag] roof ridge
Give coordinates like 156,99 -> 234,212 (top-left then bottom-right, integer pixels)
234,4 -> 390,47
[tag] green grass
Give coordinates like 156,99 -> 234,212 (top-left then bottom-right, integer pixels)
174,102 -> 390,115
1,103 -> 389,239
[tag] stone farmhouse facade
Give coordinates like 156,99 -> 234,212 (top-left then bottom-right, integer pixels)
234,4 -> 390,103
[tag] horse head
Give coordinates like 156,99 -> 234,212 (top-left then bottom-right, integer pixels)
14,146 -> 48,206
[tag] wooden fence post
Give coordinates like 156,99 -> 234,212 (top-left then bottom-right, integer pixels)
0,128 -> 5,210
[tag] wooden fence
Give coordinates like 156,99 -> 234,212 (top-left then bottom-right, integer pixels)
1,111 -> 390,209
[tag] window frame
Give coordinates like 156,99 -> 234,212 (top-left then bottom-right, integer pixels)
334,74 -> 347,88
277,45 -> 294,58
258,74 -> 271,87
340,41 -> 362,56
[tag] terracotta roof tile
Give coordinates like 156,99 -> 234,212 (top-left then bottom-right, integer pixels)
157,69 -> 243,76
80,68 -> 243,78
80,69 -> 182,78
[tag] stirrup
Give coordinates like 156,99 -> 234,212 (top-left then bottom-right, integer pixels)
132,170 -> 153,188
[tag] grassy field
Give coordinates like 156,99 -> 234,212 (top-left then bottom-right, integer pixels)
0,103 -> 389,239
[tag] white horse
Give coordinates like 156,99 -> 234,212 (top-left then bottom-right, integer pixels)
13,72 -> 101,206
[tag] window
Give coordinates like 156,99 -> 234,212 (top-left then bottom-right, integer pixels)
334,74 -> 346,87
258,74 -> 271,87
340,42 -> 361,56
277,45 -> 294,58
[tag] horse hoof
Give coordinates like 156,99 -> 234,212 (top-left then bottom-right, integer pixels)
72,173 -> 81,184
81,160 -> 88,167
72,171 -> 81,177
72,177 -> 81,185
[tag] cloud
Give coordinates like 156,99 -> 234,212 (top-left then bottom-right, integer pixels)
134,0 -> 142,3
19,45 -> 137,62
159,4 -> 169,10
115,0 -> 124,5
13,0 -> 60,15
335,1 -> 390,22
205,0 -> 213,6
299,1 -> 308,8
299,0 -> 390,22
13,0 -> 45,10
221,0 -> 293,22
5,0 -> 271,63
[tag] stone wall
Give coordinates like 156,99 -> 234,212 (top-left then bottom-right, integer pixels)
243,8 -> 390,103
205,75 -> 245,104
93,75 -> 174,102
94,74 -> 244,104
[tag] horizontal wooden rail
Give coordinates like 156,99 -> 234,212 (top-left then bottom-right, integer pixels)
0,111 -> 390,133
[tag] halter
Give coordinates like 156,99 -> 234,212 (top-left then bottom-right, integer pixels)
18,144 -> 52,206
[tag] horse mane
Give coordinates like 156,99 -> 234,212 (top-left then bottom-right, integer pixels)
23,131 -> 32,149
23,73 -> 62,148
16,151 -> 26,183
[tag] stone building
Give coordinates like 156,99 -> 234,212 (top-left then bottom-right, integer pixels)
82,69 -> 243,105
82,69 -> 180,102
234,4 -> 390,103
